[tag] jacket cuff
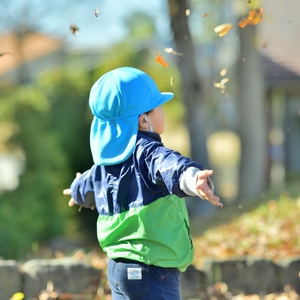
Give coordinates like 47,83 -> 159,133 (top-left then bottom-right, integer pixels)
179,167 -> 214,199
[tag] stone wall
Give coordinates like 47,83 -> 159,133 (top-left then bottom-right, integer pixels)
0,256 -> 299,300
0,258 -> 101,300
181,257 -> 300,299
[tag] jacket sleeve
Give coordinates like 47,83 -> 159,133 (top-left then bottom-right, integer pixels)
70,166 -> 97,208
143,143 -> 204,197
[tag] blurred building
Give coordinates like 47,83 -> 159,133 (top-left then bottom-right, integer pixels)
258,0 -> 300,181
0,31 -> 65,84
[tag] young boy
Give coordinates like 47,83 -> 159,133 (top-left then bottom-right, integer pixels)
64,67 -> 223,300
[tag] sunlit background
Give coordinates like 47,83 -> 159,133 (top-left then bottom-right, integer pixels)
0,0 -> 300,297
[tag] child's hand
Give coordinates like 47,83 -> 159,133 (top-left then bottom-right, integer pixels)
63,172 -> 81,207
63,188 -> 76,207
196,170 -> 223,208
63,172 -> 95,211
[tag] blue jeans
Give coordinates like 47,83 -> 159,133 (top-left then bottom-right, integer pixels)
107,258 -> 182,299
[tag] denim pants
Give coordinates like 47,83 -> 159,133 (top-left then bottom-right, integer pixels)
107,258 -> 182,300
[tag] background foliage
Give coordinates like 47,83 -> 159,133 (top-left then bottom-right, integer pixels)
0,44 -> 183,259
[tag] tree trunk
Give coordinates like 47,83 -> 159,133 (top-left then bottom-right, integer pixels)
237,25 -> 268,200
168,0 -> 215,216
168,0 -> 209,168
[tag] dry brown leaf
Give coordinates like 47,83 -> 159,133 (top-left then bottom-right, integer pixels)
238,8 -> 263,28
214,23 -> 234,37
248,8 -> 263,25
238,18 -> 249,28
155,53 -> 168,68
70,24 -> 79,35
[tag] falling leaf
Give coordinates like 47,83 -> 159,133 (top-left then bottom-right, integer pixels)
214,83 -> 225,89
10,293 -> 24,300
248,8 -> 263,25
214,23 -> 234,37
238,8 -> 263,28
170,76 -> 173,86
214,78 -> 229,91
203,13 -> 207,17
155,53 -> 168,68
238,18 -> 249,28
70,24 -> 79,35
220,78 -> 229,85
164,47 -> 183,56
95,6 -> 101,17
220,68 -> 227,76
186,9 -> 190,16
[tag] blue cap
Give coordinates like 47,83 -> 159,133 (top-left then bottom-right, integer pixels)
89,67 -> 174,166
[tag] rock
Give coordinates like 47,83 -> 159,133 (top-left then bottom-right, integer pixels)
181,264 -> 207,299
203,258 -> 281,295
22,257 -> 101,299
277,256 -> 300,293
0,260 -> 21,300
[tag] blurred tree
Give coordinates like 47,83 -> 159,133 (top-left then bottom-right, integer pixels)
237,25 -> 268,199
168,0 -> 217,215
0,68 -> 99,258
168,0 -> 269,202
168,0 -> 209,168
236,10 -> 268,200
0,84 -> 70,258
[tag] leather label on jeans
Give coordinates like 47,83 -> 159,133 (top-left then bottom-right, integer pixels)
127,268 -> 142,280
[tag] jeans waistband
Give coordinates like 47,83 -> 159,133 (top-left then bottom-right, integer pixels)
112,258 -> 179,271
113,257 -> 146,264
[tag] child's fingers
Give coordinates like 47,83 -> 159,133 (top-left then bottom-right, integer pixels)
63,188 -> 72,195
68,198 -> 75,207
197,169 -> 214,180
210,197 -> 223,207
198,185 -> 223,207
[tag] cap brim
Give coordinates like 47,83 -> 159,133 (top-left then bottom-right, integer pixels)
153,92 -> 174,108
90,115 -> 138,166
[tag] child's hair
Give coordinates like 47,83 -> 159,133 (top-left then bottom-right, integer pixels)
143,110 -> 153,115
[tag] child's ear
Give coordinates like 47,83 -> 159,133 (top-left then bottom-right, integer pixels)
138,115 -> 148,130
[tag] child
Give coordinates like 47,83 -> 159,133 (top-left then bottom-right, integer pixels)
63,67 -> 223,300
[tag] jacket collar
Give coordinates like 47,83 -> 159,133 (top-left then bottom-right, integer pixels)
137,130 -> 162,143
